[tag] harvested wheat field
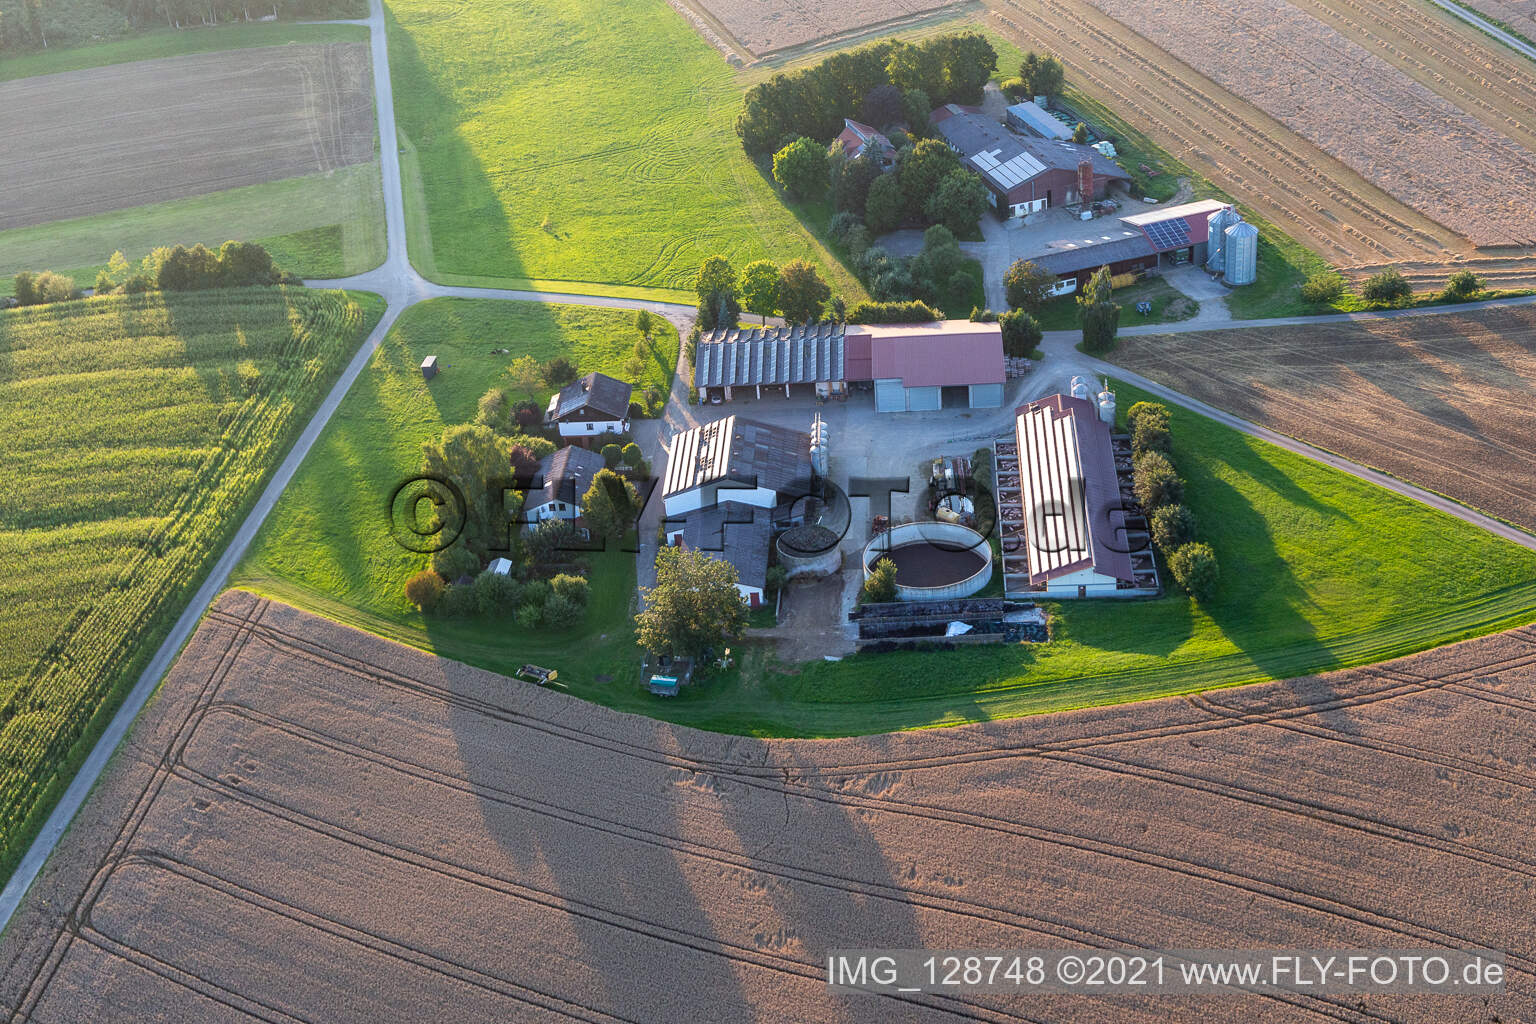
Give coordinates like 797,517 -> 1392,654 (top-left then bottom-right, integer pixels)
0,44 -> 374,231
682,0 -> 964,57
3,591 -> 1533,1022
1110,304 -> 1536,533
1460,0 -> 1536,35
1085,0 -> 1536,248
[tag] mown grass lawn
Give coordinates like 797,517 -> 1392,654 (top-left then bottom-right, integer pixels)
0,162 -> 387,293
0,286 -> 383,882
384,0 -> 861,302
1035,276 -> 1199,331
232,297 -> 677,666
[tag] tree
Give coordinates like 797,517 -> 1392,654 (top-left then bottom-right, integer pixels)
155,243 -> 221,291
216,240 -> 277,285
772,136 -> 829,200
542,592 -> 585,629
830,151 -> 882,216
524,518 -> 576,565
1150,504 -> 1196,551
636,546 -> 749,658
1078,265 -> 1121,353
421,424 -> 519,559
1133,450 -> 1183,511
1361,267 -> 1412,306
1071,121 -> 1089,144
1003,259 -> 1055,312
902,87 -> 931,132
777,260 -> 832,324
861,83 -> 904,128
739,259 -> 780,323
1443,269 -> 1483,302
107,250 -> 130,287
1018,52 -> 1065,100
862,557 -> 899,603
544,356 -> 578,387
600,443 -> 622,468
1131,415 -> 1171,458
621,442 -> 645,470
998,309 -> 1042,357
898,138 -> 961,221
864,172 -> 906,235
32,271 -> 77,304
1169,541 -> 1219,602
431,544 -> 482,582
924,169 -> 989,236
886,40 -> 944,100
476,387 -> 513,433
635,308 -> 655,339
1299,272 -> 1345,305
12,272 -> 36,306
472,570 -> 522,615
933,32 -> 997,105
695,255 -> 738,302
94,269 -> 114,295
508,355 -> 545,401
405,570 -> 445,612
582,467 -> 640,540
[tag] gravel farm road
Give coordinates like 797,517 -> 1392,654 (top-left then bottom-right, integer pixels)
5,0 -> 1536,936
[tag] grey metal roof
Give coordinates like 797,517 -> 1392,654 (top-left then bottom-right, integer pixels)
1027,234 -> 1155,277
551,372 -> 632,422
933,109 -> 1128,194
532,445 -> 607,509
677,501 -> 772,590
692,324 -> 846,390
1006,100 -> 1072,140
662,415 -> 809,498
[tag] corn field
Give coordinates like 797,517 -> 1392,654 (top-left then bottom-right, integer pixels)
0,287 -> 379,875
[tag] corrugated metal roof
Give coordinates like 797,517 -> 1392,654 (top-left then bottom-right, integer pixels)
1029,233 -> 1155,276
859,322 -> 1005,389
1007,100 -> 1073,140
662,415 -> 809,498
692,324 -> 845,389
1014,394 -> 1135,585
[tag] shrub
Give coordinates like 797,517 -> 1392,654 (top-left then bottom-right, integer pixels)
621,443 -> 644,469
1442,270 -> 1483,302
970,307 -> 998,322
771,136 -> 829,200
404,570 -> 445,611
846,299 -> 940,324
766,565 -> 789,595
1169,541 -> 1219,601
32,271 -> 78,304
1133,451 -> 1183,510
1361,267 -> 1412,306
12,272 -> 37,306
1299,272 -> 1345,305
600,443 -> 622,468
543,592 -> 585,629
999,309 -> 1042,358
1000,76 -> 1027,102
472,570 -> 522,614
1150,504 -> 1196,550
94,270 -> 114,295
544,356 -> 578,387
525,519 -> 576,565
513,400 -> 542,429
436,583 -> 478,617
476,387 -> 513,433
1125,401 -> 1169,434
549,572 -> 590,607
515,602 -> 543,628
862,557 -> 899,603
431,544 -> 482,582
828,211 -> 862,245
1131,415 -> 1171,458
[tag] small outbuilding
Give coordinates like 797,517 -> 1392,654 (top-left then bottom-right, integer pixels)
420,355 -> 439,380
487,557 -> 514,576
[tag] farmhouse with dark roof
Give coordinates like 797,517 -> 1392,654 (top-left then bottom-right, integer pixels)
545,372 -> 632,440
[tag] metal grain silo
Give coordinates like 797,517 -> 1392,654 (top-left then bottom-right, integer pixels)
1206,205 -> 1241,272
1224,221 -> 1259,285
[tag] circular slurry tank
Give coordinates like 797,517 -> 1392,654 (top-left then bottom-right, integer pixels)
777,524 -> 842,577
863,521 -> 993,601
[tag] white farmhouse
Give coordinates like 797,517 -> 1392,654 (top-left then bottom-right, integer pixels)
524,446 -> 607,526
545,372 -> 632,440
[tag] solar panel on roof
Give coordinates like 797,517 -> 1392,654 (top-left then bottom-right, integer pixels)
1144,218 -> 1191,251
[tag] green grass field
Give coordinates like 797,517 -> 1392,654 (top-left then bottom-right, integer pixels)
0,162 -> 387,293
384,0 -> 861,302
0,20 -> 368,82
232,296 -> 677,630
1035,276 -> 1198,331
0,286 -> 383,880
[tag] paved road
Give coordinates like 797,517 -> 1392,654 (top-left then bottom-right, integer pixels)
8,0 -> 1536,936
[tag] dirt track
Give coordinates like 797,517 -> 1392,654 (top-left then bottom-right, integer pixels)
1109,304 -> 1536,533
982,0 -> 1536,287
2,591 -> 1532,1022
0,44 -> 374,231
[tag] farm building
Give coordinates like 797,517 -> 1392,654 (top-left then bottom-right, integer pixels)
524,445 -> 607,526
930,105 -> 1129,219
545,372 -> 632,440
997,392 -> 1157,598
1005,100 -> 1072,140
693,323 -> 847,402
661,415 -> 810,518
1017,198 -> 1238,292
669,501 -> 773,607
693,321 -> 1004,412
833,118 -> 894,167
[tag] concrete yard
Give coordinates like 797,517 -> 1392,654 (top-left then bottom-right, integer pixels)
2,592 -> 1533,1022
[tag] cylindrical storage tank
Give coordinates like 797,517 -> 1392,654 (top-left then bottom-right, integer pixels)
862,521 -> 993,602
1206,205 -> 1240,272
777,525 -> 842,578
1070,375 -> 1093,403
1097,387 -> 1116,425
1224,221 -> 1259,286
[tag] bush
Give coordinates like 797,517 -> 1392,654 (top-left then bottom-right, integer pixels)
1000,76 -> 1028,102
862,557 -> 899,603
1125,400 -> 1169,434
1299,272 -> 1345,305
549,572 -> 590,608
513,400 -> 543,429
1361,267 -> 1412,306
12,272 -> 36,306
515,602 -> 543,629
437,583 -> 478,617
33,271 -> 78,304
544,356 -> 578,387
404,570 -> 445,611
1133,451 -> 1183,510
431,544 -> 482,582
1150,504 -> 1196,550
472,570 -> 522,614
847,299 -> 940,324
828,211 -> 862,245
1442,270 -> 1483,302
771,136 -> 829,200
621,443 -> 644,469
1169,541 -> 1219,601
864,173 -> 905,235
766,565 -> 789,595
543,592 -> 585,629
969,307 -> 998,322
1131,415 -> 1171,458
94,270 -> 114,295
999,309 -> 1042,358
